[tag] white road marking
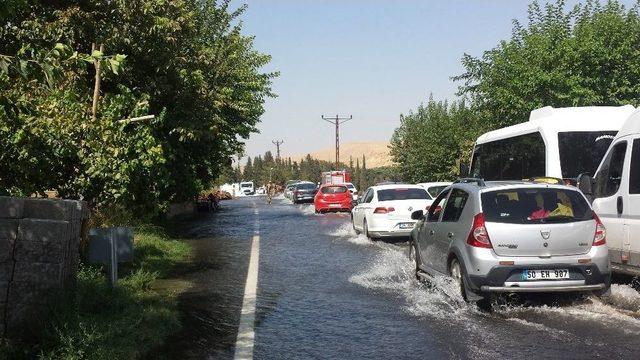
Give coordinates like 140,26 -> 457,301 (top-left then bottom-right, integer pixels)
234,206 -> 260,360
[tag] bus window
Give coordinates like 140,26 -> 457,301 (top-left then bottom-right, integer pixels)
558,131 -> 617,179
470,132 -> 545,181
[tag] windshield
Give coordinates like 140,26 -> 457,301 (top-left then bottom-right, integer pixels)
241,183 -> 252,188
377,188 -> 429,201
481,188 -> 592,224
296,183 -> 316,190
426,186 -> 447,198
321,186 -> 348,194
558,131 -> 617,179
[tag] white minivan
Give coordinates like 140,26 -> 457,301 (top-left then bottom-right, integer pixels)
579,111 -> 640,275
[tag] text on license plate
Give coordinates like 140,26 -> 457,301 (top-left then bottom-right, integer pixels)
329,204 -> 341,208
521,269 -> 569,280
398,222 -> 415,229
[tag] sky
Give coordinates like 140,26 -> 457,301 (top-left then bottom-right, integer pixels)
233,0 -> 635,160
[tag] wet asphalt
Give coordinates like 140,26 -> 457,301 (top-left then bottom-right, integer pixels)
158,196 -> 640,360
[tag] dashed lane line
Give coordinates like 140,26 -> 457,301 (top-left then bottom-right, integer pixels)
234,206 -> 260,360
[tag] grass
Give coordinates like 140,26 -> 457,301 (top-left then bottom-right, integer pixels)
1,225 -> 191,360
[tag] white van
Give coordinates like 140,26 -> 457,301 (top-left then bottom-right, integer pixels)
240,181 -> 255,196
469,106 -> 636,183
579,110 -> 640,275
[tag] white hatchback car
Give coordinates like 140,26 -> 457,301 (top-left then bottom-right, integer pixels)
351,184 -> 432,239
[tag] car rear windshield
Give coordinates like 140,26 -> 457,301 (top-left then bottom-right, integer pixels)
377,188 -> 429,201
241,184 -> 252,188
426,186 -> 447,198
296,183 -> 316,190
481,188 -> 592,224
321,186 -> 348,194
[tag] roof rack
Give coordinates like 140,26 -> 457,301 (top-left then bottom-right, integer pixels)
375,181 -> 407,186
454,178 -> 486,187
523,177 -> 563,185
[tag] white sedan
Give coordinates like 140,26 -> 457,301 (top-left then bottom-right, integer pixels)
416,182 -> 451,199
344,182 -> 358,201
351,184 -> 433,239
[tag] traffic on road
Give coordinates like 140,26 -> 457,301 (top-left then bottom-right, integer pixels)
170,195 -> 640,359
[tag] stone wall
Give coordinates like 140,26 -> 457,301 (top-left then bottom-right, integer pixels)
0,196 -> 88,338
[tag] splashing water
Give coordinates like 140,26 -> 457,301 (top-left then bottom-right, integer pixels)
326,222 -> 356,237
297,204 -> 318,216
349,245 -> 471,320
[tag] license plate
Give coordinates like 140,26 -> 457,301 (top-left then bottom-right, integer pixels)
398,222 -> 415,229
521,269 -> 569,281
329,203 -> 341,208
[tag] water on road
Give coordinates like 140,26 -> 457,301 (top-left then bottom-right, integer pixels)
160,196 -> 640,359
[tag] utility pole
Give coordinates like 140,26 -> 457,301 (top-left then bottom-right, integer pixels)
272,140 -> 284,159
321,114 -> 352,167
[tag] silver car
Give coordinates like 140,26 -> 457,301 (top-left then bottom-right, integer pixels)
410,179 -> 611,304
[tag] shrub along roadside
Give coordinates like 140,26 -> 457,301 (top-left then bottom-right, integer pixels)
1,226 -> 191,359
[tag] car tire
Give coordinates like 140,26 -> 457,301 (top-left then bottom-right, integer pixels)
363,219 -> 375,240
449,258 -> 469,302
409,241 -> 420,280
351,214 -> 361,234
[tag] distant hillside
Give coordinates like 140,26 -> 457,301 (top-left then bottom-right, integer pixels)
287,141 -> 393,168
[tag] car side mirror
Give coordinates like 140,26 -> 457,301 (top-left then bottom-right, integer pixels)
411,210 -> 424,220
577,173 -> 594,203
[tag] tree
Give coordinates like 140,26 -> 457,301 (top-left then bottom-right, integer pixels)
456,0 -> 640,129
0,0 -> 276,219
389,97 -> 482,183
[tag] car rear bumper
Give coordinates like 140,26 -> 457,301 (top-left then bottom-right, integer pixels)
468,263 -> 611,294
480,283 -> 605,293
368,216 -> 416,238
369,229 -> 413,238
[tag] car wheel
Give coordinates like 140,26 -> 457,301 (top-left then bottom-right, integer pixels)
351,214 -> 361,234
449,258 -> 469,302
363,219 -> 374,240
409,241 -> 420,280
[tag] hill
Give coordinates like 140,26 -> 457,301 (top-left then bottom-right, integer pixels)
287,141 -> 393,168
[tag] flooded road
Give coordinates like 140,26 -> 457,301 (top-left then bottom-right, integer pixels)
161,196 -> 640,359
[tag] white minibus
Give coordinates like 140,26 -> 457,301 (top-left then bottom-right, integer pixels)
469,106 -> 636,183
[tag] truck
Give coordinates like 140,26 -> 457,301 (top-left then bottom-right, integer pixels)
321,170 -> 350,185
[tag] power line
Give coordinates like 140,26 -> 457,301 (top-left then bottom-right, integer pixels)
272,140 -> 284,159
321,114 -> 352,167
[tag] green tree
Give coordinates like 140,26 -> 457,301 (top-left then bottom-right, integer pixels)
389,97 -> 481,183
456,0 -> 640,129
1,0 -> 276,218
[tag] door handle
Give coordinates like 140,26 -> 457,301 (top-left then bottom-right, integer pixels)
617,196 -> 624,215
429,230 -> 435,236
447,232 -> 454,238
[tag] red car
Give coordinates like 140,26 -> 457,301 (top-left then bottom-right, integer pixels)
314,184 -> 354,213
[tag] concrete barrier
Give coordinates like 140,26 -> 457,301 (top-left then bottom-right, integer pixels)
0,196 -> 88,338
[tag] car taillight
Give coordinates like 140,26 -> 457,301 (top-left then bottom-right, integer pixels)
374,207 -> 395,214
593,211 -> 606,246
466,213 -> 492,248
